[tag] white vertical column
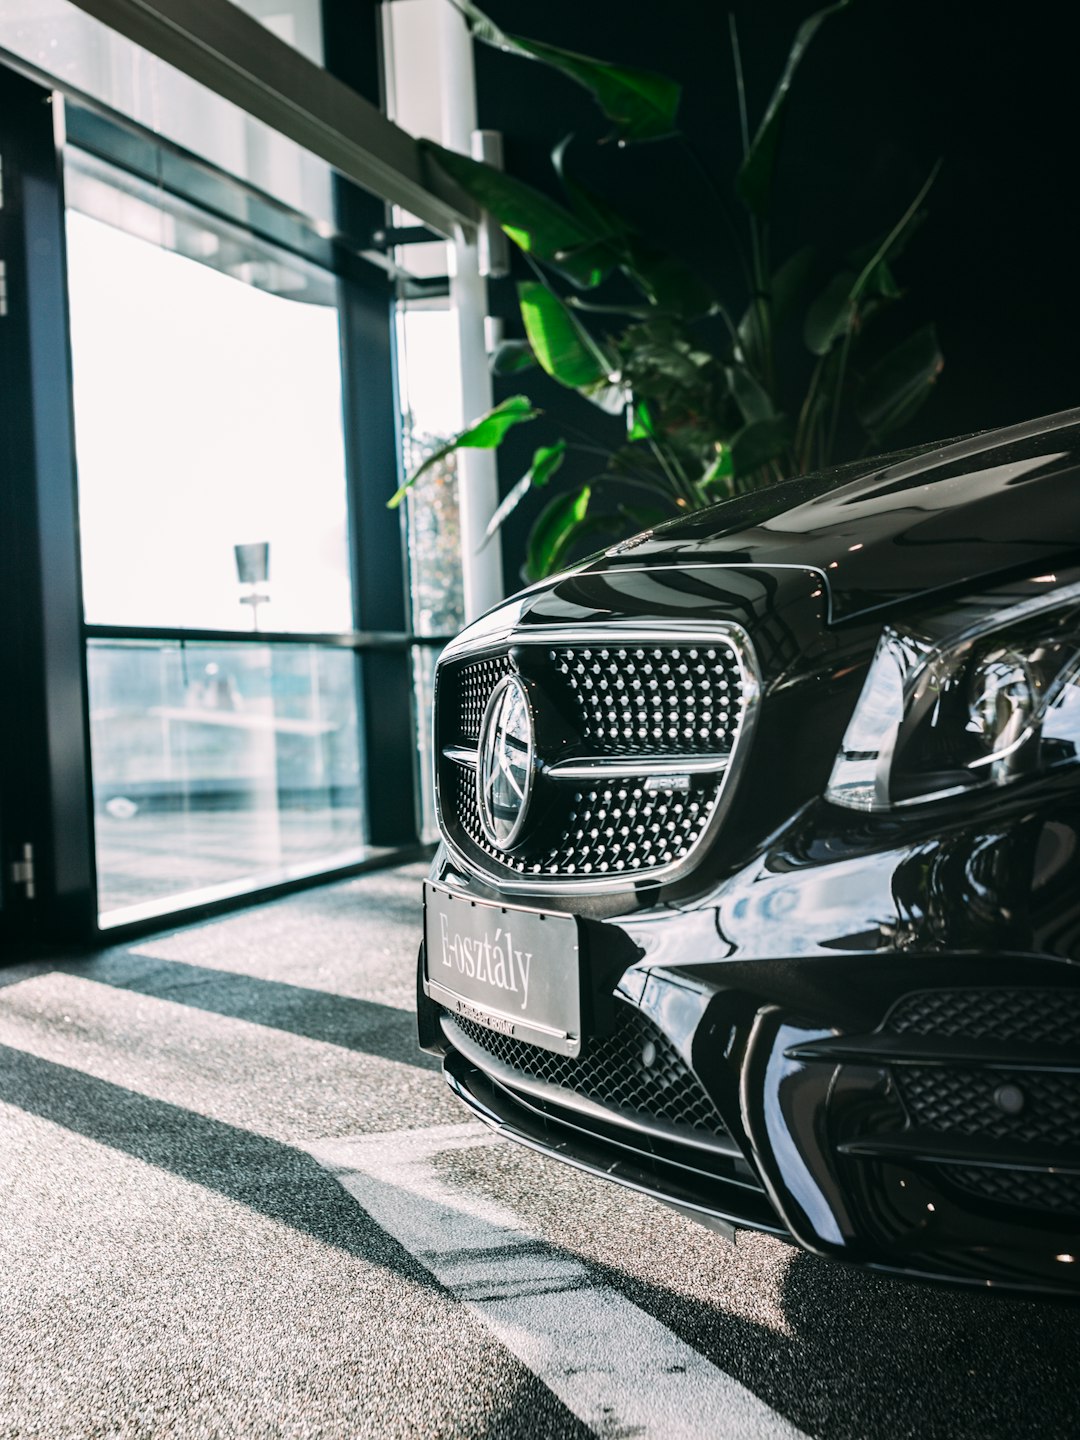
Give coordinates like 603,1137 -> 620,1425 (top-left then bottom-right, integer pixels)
436,0 -> 504,621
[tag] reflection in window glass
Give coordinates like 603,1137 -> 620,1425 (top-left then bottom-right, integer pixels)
398,301 -> 465,638
411,646 -> 440,845
67,186 -> 353,634
0,0 -> 332,219
397,301 -> 464,843
89,640 -> 368,926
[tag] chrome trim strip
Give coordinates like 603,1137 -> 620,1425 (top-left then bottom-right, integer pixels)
547,755 -> 730,780
443,747 -> 729,780
434,622 -> 762,896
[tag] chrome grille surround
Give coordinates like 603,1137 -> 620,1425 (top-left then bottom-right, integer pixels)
433,623 -> 760,895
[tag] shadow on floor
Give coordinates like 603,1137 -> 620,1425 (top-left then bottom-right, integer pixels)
55,951 -> 437,1071
0,1042 -> 438,1289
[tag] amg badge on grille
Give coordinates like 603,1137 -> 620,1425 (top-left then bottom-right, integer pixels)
477,674 -> 535,848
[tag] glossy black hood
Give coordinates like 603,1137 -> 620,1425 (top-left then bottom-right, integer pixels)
584,409 -> 1080,623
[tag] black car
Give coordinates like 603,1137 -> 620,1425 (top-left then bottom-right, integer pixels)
416,409 -> 1080,1296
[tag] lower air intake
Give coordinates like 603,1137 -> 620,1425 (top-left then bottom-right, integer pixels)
446,1004 -> 730,1141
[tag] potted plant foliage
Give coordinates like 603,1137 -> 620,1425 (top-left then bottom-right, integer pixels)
390,0 -> 943,581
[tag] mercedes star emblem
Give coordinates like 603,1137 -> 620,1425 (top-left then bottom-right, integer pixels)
477,674 -> 535,848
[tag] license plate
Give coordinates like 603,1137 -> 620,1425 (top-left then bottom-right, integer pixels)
423,882 -> 581,1056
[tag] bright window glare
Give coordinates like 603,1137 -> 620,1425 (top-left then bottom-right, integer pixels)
399,306 -> 463,439
67,210 -> 353,633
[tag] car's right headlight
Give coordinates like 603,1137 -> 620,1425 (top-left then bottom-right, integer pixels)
826,580 -> 1080,811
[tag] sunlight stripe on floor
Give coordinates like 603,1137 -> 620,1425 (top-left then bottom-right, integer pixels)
308,1122 -> 809,1440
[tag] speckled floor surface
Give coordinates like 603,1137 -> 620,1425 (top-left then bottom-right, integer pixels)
1,863 -> 1077,1438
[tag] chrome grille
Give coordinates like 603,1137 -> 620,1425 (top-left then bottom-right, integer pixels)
454,764 -> 718,876
459,654 -> 515,741
446,1005 -> 730,1139
435,629 -> 755,892
552,644 -> 743,755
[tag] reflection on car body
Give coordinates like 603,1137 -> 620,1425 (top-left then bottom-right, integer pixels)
417,409 -> 1080,1295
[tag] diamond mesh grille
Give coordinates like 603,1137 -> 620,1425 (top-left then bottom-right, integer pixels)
458,654 -> 515,742
947,1166 -> 1080,1215
882,988 -> 1080,1219
437,637 -> 749,888
447,1004 -> 729,1139
453,764 -> 718,876
895,1066 -> 1080,1147
551,644 -> 743,756
886,988 -> 1080,1045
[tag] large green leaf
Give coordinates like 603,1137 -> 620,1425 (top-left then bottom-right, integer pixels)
856,325 -> 943,440
726,363 -> 776,425
387,395 -> 540,508
420,141 -> 611,288
550,137 -> 713,316
627,399 -> 656,441
482,440 -> 567,544
737,246 -> 816,368
520,39 -> 681,143
736,0 -> 851,218
489,339 -> 537,376
551,135 -> 631,239
457,3 -> 680,142
731,414 -> 793,477
622,240 -> 714,316
518,281 -> 611,389
804,269 -> 858,356
803,166 -> 941,356
525,485 -> 592,581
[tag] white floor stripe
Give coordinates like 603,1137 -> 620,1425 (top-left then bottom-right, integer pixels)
309,1123 -> 808,1440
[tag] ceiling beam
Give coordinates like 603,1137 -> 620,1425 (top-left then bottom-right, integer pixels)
66,0 -> 476,236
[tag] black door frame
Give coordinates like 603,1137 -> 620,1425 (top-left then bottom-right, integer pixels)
0,68 -> 97,953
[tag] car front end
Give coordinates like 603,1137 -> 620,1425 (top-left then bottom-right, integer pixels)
417,411 -> 1080,1296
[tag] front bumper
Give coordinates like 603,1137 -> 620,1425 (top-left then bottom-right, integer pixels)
420,811 -> 1080,1297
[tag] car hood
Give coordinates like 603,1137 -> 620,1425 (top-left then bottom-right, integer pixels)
581,409 -> 1080,623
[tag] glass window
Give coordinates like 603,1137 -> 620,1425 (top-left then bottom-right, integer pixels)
397,299 -> 466,638
66,156 -> 353,634
0,0 -> 333,219
88,640 -> 367,927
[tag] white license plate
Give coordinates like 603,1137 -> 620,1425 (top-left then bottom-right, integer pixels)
423,882 -> 581,1056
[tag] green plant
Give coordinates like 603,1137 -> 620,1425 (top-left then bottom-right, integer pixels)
389,0 -> 944,581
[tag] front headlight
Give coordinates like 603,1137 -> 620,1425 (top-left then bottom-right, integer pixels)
827,580 -> 1080,811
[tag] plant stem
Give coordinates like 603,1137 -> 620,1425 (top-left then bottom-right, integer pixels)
825,321 -> 856,465
748,216 -> 773,392
795,356 -> 826,470
678,137 -> 754,300
729,14 -> 751,161
648,437 -> 697,506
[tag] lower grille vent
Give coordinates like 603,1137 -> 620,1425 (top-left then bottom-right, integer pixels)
887,988 -> 1080,1046
947,1166 -> 1080,1216
447,1005 -> 730,1141
896,1066 -> 1080,1148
